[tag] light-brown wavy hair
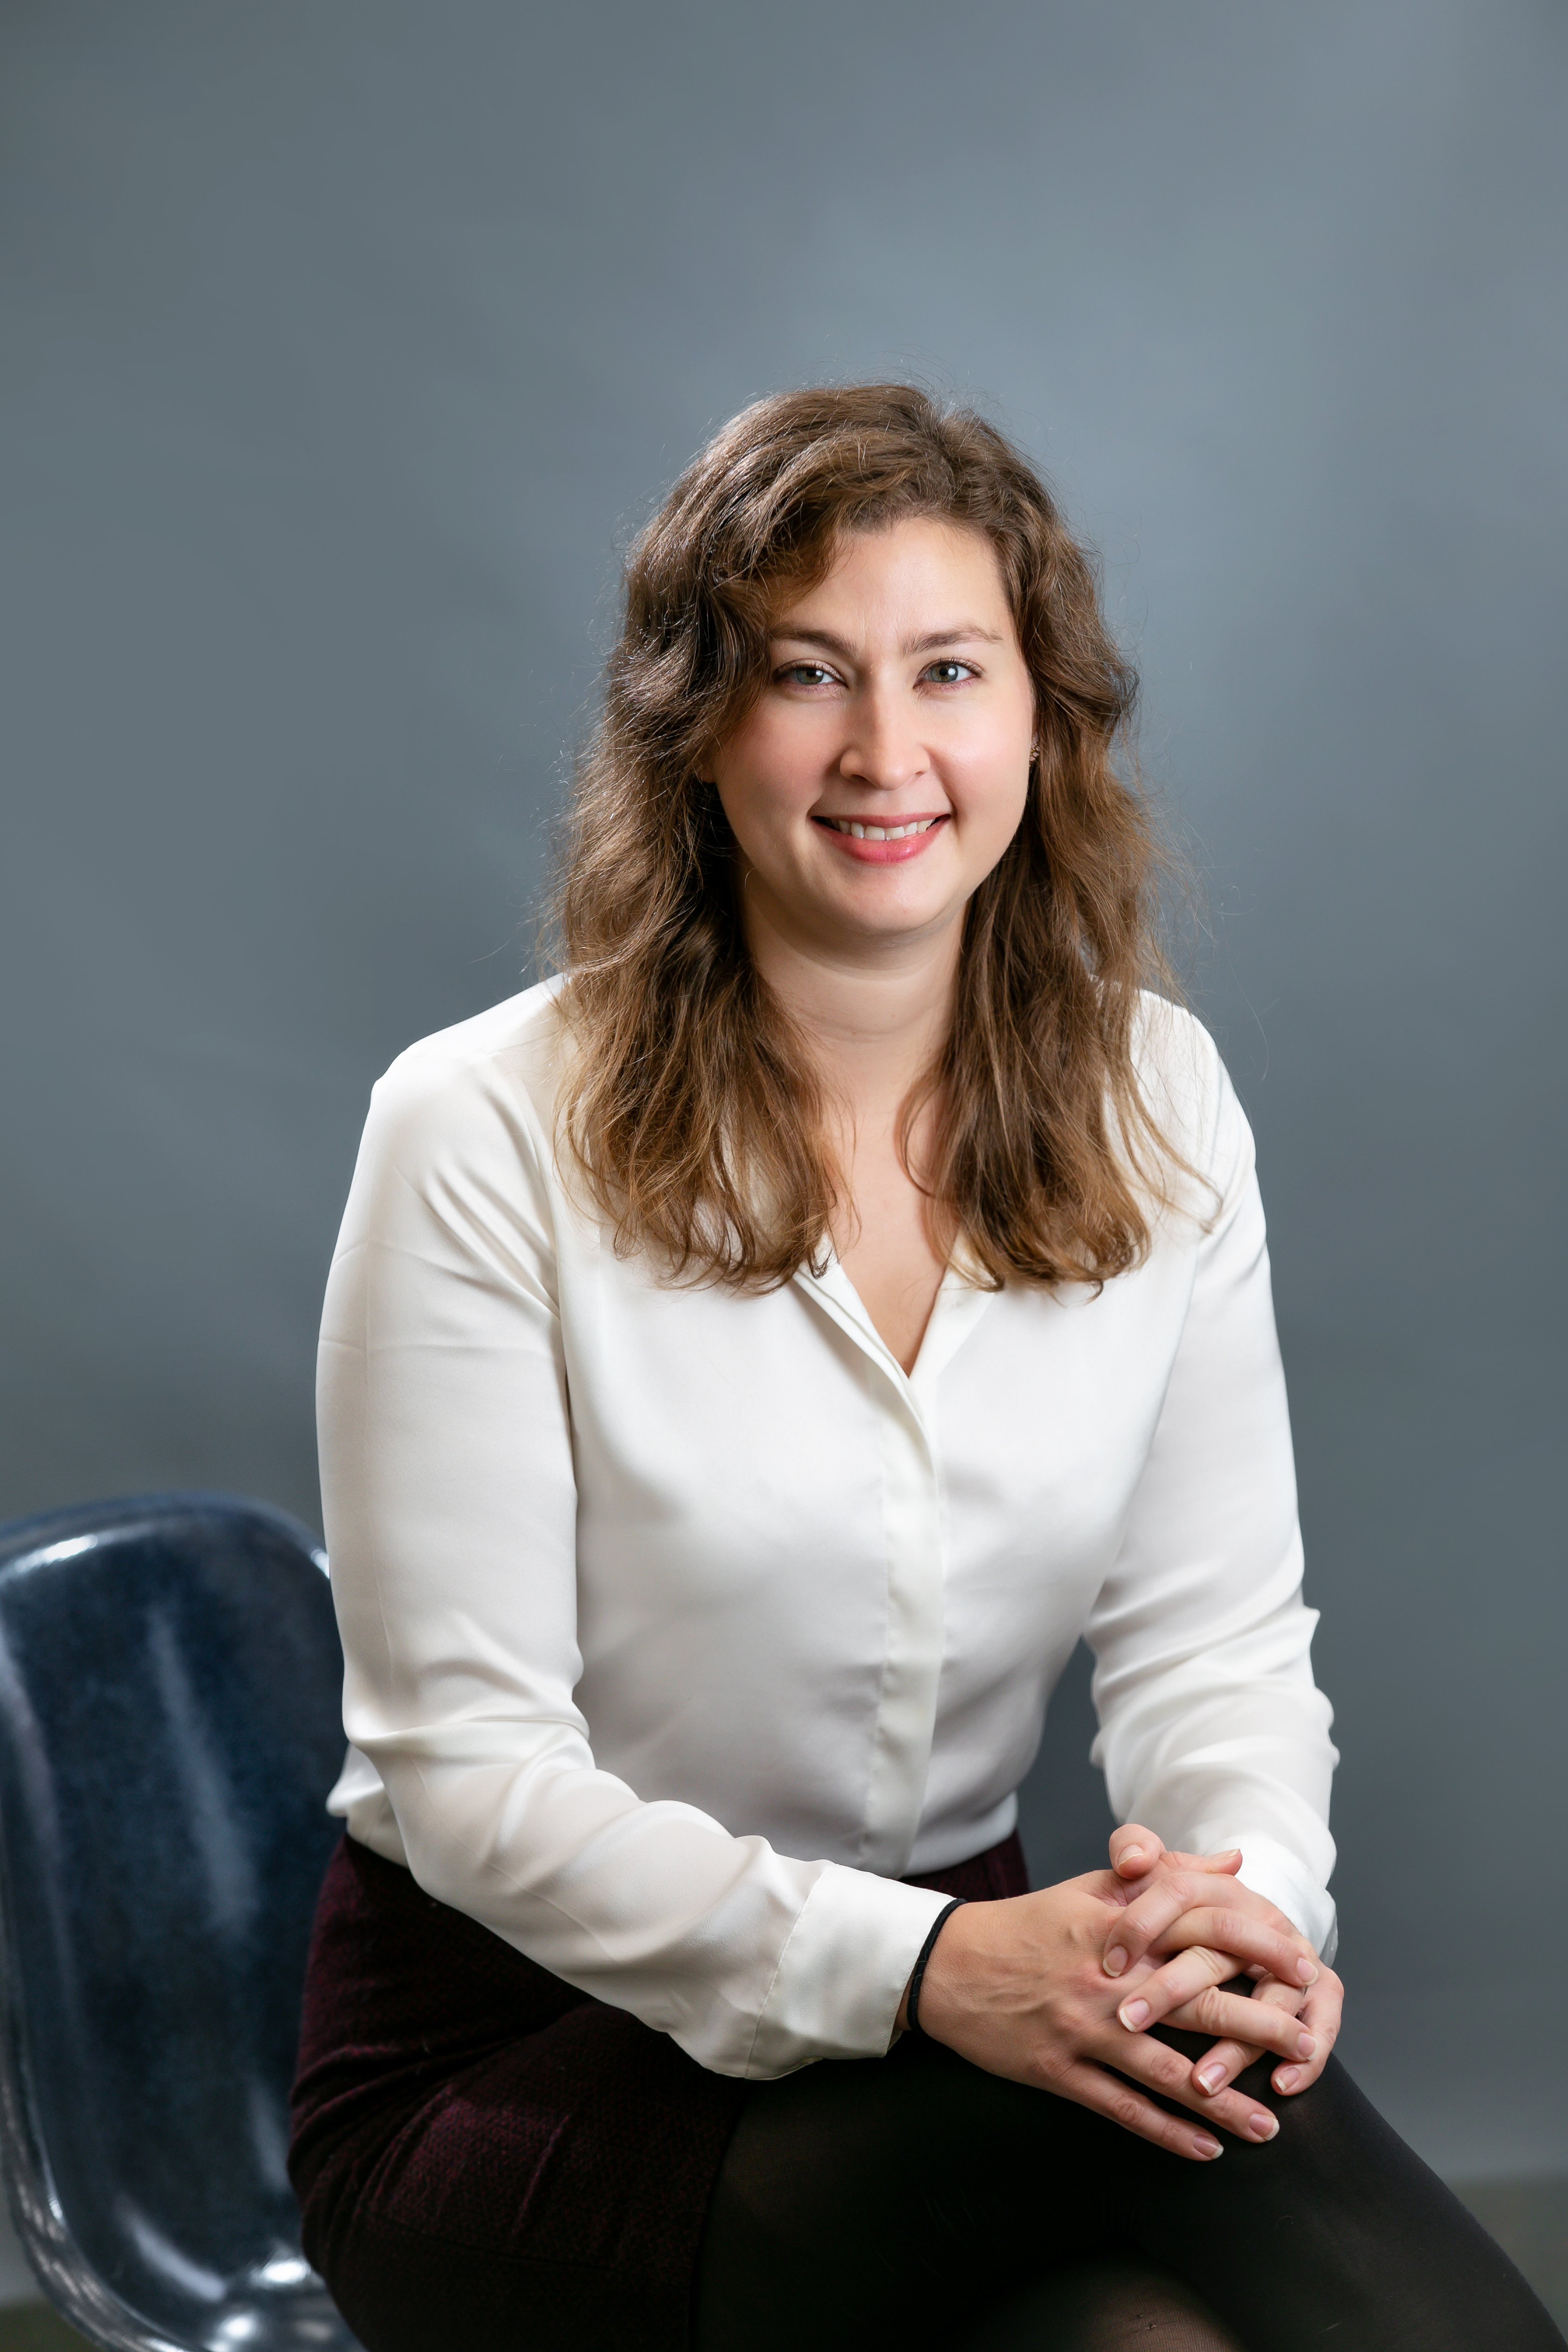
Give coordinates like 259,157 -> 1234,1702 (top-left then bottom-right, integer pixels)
551,383 -> 1182,1291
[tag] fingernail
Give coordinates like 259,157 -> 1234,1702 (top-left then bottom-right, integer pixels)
1197,2063 -> 1226,2093
1248,2112 -> 1279,2142
1194,2135 -> 1224,2160
1296,1958 -> 1318,1986
1119,1845 -> 1147,1867
1296,2032 -> 1316,2058
1104,1946 -> 1128,1978
1274,2067 -> 1300,2093
1118,1998 -> 1150,2030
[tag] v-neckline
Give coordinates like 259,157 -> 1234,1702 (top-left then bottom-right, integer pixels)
794,1252 -> 993,1399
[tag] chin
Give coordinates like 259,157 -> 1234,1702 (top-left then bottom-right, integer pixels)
827,891 -> 953,942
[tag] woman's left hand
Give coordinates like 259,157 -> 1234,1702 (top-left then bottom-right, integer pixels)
1101,1825 -> 1343,2100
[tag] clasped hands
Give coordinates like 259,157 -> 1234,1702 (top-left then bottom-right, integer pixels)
907,1824 -> 1343,2163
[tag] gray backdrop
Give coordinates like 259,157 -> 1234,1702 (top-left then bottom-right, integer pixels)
2,0 -> 1563,2184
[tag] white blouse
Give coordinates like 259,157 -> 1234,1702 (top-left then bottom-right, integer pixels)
319,980 -> 1337,2082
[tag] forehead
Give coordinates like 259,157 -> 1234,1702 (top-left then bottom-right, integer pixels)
770,517 -> 1013,637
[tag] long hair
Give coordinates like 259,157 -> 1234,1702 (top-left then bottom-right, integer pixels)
551,383 -> 1182,1291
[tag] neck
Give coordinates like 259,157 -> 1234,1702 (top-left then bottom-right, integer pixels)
740,890 -> 962,1127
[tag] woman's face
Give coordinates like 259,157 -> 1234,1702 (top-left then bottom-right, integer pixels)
708,518 -> 1036,961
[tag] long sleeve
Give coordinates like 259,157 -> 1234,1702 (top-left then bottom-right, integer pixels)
320,984 -> 1337,2079
1086,1036 -> 1339,1959
317,1027 -> 950,2081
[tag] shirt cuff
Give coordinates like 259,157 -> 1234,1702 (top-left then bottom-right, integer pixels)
1222,1830 -> 1338,1965
745,1864 -> 955,2079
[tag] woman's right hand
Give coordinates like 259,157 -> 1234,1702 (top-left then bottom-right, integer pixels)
1095,1849 -> 1340,2103
911,1871 -> 1316,2162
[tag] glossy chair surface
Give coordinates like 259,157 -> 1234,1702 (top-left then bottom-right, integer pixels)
0,1492 -> 358,2352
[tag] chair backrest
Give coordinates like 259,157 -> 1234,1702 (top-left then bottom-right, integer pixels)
0,1492 -> 358,2352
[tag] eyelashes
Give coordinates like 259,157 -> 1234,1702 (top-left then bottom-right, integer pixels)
771,660 -> 980,690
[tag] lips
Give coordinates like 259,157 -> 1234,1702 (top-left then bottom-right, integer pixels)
812,812 -> 950,866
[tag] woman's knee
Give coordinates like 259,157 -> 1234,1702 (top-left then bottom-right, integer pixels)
957,2258 -> 1245,2350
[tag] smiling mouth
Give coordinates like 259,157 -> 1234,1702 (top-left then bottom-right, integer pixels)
815,814 -> 946,841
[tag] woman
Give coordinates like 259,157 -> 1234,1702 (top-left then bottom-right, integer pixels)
290,386 -> 1560,2351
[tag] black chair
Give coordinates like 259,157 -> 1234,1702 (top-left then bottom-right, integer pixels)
0,1492 -> 359,2352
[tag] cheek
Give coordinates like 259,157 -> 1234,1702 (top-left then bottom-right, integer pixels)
715,721 -> 823,847
951,735 -> 1033,848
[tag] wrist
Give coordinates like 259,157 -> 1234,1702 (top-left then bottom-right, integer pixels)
899,1897 -> 966,2037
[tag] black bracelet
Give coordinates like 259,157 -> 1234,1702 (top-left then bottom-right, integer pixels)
905,1897 -> 966,2037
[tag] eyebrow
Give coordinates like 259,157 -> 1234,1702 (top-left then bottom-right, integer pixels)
769,623 -> 1004,658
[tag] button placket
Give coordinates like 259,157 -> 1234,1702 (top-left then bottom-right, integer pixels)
791,1263 -> 986,1877
859,1366 -> 945,1874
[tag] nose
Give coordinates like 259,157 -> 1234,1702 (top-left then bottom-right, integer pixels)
836,683 -> 928,793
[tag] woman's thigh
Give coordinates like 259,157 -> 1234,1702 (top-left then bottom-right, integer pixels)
693,2034 -> 1205,2348
693,2032 -> 1563,2352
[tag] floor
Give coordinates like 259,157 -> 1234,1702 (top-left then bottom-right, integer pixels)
0,2179 -> 1564,2345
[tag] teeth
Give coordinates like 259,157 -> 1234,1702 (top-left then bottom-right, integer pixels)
829,817 -> 937,840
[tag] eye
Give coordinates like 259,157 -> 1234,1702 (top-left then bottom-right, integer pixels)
921,658 -> 978,687
774,661 -> 841,689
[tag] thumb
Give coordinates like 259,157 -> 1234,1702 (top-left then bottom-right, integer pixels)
1109,1823 -> 1165,1878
